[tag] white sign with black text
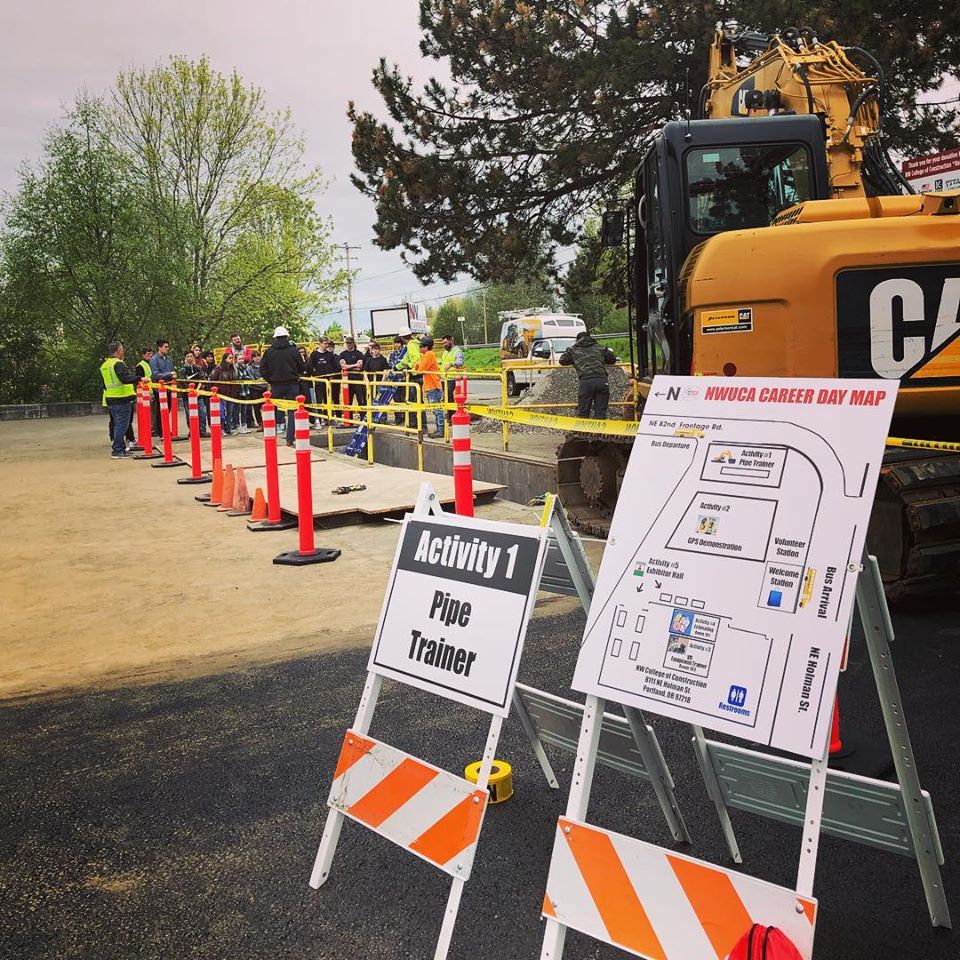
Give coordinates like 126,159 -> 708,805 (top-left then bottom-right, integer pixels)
368,512 -> 548,716
572,376 -> 897,758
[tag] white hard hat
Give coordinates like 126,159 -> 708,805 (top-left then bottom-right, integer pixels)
397,325 -> 412,337
274,326 -> 289,338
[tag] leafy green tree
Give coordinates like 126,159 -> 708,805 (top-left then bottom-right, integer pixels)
111,55 -> 345,344
351,0 -> 960,283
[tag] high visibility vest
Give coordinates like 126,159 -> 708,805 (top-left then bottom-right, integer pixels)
138,359 -> 151,379
440,346 -> 463,371
100,357 -> 136,401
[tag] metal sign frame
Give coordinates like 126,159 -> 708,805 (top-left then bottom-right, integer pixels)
310,482 -> 559,960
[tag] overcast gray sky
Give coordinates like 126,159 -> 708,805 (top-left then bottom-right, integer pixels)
0,0 -> 462,334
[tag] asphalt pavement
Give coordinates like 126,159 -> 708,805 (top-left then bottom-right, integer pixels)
1,599 -> 958,959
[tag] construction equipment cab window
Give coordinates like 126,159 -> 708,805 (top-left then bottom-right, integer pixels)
686,143 -> 814,233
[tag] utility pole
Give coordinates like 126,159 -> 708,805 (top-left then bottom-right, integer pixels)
339,243 -> 361,339
481,288 -> 489,345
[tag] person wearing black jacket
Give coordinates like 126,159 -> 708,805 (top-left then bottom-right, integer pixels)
558,331 -> 617,419
260,325 -> 305,445
308,338 -> 340,420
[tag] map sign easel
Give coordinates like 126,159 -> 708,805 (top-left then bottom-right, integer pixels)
537,375 -> 948,960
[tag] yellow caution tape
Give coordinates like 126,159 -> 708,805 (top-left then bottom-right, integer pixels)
886,437 -> 960,453
467,405 -> 639,437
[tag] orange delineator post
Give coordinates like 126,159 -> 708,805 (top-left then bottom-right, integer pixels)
829,699 -> 843,755
451,376 -> 474,517
152,384 -> 187,469
247,391 -> 295,531
178,385 -> 212,486
341,372 -> 351,424
134,381 -> 160,460
273,396 -> 340,565
209,386 -> 223,467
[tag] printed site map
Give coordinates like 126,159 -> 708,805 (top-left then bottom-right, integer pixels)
572,377 -> 896,758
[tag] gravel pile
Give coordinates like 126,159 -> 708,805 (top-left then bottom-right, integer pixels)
518,365 -> 632,414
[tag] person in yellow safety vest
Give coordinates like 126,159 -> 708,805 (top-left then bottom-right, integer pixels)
393,325 -> 422,429
137,347 -> 154,382
439,332 -> 465,422
100,341 -> 140,459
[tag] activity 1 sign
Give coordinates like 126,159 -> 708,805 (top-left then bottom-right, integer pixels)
369,512 -> 547,716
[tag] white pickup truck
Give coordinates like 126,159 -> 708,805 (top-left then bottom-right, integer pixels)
502,337 -> 578,397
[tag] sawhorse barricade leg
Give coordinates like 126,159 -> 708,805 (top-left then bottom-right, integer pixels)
857,554 -> 951,928
540,694 -> 605,960
310,671 -> 383,889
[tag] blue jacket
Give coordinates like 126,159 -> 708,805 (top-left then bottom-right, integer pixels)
150,353 -> 174,382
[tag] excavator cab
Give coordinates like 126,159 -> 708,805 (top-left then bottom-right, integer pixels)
633,114 -> 831,378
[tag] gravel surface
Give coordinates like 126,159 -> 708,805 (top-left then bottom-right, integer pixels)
1,604 -> 957,959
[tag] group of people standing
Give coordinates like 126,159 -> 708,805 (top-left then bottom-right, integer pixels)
100,324 -> 467,458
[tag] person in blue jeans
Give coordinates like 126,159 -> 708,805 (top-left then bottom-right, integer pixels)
99,341 -> 139,458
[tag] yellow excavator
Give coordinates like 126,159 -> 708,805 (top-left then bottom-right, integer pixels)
558,22 -> 960,598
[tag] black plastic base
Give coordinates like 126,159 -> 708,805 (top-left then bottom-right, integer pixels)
828,729 -> 894,778
178,475 -> 213,485
247,517 -> 298,532
194,493 -> 212,502
134,452 -> 161,460
169,436 -> 190,443
226,509 -> 251,517
273,547 -> 341,566
151,458 -> 188,468
203,500 -> 226,508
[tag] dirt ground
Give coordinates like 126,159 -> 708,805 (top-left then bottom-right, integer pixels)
0,415 -> 599,702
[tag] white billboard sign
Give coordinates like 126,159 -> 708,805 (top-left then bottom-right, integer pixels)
571,376 -> 896,758
369,512 -> 547,716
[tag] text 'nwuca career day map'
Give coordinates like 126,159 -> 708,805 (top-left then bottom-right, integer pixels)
572,377 -> 897,758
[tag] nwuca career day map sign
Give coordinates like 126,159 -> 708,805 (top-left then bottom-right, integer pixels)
369,513 -> 547,716
572,377 -> 897,758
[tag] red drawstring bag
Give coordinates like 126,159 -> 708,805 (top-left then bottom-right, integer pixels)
727,924 -> 804,960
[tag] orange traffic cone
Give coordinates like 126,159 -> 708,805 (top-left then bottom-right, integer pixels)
228,466 -> 251,516
249,487 -> 268,522
217,464 -> 236,512
201,459 -> 223,506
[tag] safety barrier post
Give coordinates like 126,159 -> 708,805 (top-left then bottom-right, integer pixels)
248,391 -> 296,531
153,384 -> 187,469
195,386 -> 223,500
210,386 -> 223,466
133,381 -> 160,459
273,396 -> 340,565
133,379 -> 148,450
452,377 -> 474,517
326,379 -> 334,452
178,385 -> 212,486
341,371 -> 351,424
366,373 -> 374,464
500,369 -> 510,451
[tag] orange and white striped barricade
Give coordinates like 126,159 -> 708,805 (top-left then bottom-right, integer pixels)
309,480 -> 549,960
177,385 -> 212,486
542,818 -> 817,959
133,381 -> 160,460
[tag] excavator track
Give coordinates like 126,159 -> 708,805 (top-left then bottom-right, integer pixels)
867,448 -> 960,600
557,434 -> 960,601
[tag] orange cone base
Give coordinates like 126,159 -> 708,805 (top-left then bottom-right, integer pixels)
226,507 -> 251,516
828,729 -> 893,777
247,516 -> 298,532
273,547 -> 341,566
178,474 -> 212,485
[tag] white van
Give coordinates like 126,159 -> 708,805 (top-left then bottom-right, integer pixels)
499,311 -> 585,358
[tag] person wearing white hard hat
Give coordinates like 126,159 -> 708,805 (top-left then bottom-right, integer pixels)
259,325 -> 305,445
392,326 -> 422,429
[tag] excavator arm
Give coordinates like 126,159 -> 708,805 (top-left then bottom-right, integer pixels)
701,22 -> 908,198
